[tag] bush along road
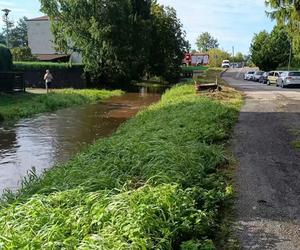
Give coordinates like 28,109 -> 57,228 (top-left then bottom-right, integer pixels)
0,75 -> 242,249
0,89 -> 123,122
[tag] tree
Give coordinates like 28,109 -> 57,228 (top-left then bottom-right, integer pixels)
208,48 -> 231,67
234,52 -> 244,62
250,30 -> 271,70
40,0 -> 153,84
0,33 -> 5,45
148,4 -> 187,83
9,17 -> 29,47
1,17 -> 28,48
250,26 -> 290,71
196,32 -> 219,52
11,47 -> 36,61
40,0 -> 188,84
266,1 -> 300,54
266,0 -> 300,20
185,40 -> 191,53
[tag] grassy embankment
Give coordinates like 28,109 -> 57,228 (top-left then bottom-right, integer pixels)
181,65 -> 209,74
0,89 -> 123,122
0,69 -> 242,249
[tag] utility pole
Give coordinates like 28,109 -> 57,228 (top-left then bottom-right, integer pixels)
2,8 -> 11,48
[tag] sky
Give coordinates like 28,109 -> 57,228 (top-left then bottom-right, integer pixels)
0,0 -> 274,54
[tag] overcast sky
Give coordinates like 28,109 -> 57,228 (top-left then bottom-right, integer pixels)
0,0 -> 274,54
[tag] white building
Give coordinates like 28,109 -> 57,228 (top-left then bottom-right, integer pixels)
27,16 -> 82,63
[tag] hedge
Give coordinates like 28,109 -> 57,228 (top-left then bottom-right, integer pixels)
13,62 -> 84,71
0,45 -> 13,71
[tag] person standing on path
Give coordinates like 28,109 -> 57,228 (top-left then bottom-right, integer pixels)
44,70 -> 53,93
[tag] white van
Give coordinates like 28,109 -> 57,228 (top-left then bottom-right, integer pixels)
221,60 -> 230,68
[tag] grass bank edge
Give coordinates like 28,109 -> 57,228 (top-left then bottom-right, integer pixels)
0,89 -> 124,122
0,76 -> 242,249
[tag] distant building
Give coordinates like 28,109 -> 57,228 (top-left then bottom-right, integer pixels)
27,16 -> 82,63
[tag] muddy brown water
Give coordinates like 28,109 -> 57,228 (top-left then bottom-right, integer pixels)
0,86 -> 165,195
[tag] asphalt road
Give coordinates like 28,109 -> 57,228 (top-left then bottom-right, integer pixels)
223,68 -> 300,249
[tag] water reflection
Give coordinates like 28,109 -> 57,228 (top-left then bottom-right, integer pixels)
0,86 -> 165,194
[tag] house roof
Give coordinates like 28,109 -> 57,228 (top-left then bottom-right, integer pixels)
27,15 -> 49,21
34,54 -> 70,61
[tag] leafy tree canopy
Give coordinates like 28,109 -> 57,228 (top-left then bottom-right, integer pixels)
208,48 -> 230,67
0,33 -> 5,45
250,26 -> 290,71
266,0 -> 300,54
196,32 -> 219,52
1,17 -> 28,48
10,17 -> 28,48
148,4 -> 188,83
234,52 -> 244,62
40,0 -> 188,84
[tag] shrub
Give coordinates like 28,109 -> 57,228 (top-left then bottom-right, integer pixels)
11,47 -> 36,62
0,45 -> 13,71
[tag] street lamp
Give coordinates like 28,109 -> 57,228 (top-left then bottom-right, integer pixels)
2,8 -> 11,47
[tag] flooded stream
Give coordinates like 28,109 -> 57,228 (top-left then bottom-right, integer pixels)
0,86 -> 165,195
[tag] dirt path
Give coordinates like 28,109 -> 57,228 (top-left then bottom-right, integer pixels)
223,69 -> 300,249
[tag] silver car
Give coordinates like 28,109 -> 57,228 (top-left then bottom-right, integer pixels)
277,71 -> 300,88
244,71 -> 255,80
253,71 -> 264,82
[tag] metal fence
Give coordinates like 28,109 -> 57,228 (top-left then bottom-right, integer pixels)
0,72 -> 25,92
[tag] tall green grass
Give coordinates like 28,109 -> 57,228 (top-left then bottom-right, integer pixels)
0,89 -> 123,121
0,83 -> 242,249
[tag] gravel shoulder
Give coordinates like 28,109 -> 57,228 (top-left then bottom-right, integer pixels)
223,69 -> 300,249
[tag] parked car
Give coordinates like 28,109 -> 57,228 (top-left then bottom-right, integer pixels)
244,71 -> 255,80
259,72 -> 269,84
222,60 -> 230,68
253,71 -> 265,82
267,71 -> 282,85
230,63 -> 241,68
276,71 -> 300,88
235,62 -> 244,68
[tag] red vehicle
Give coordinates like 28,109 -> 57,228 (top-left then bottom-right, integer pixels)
182,53 -> 209,66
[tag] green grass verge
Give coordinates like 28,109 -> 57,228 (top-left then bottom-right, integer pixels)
291,140 -> 300,149
181,65 -> 209,73
0,81 -> 242,249
288,129 -> 300,136
289,129 -> 300,149
0,89 -> 123,121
